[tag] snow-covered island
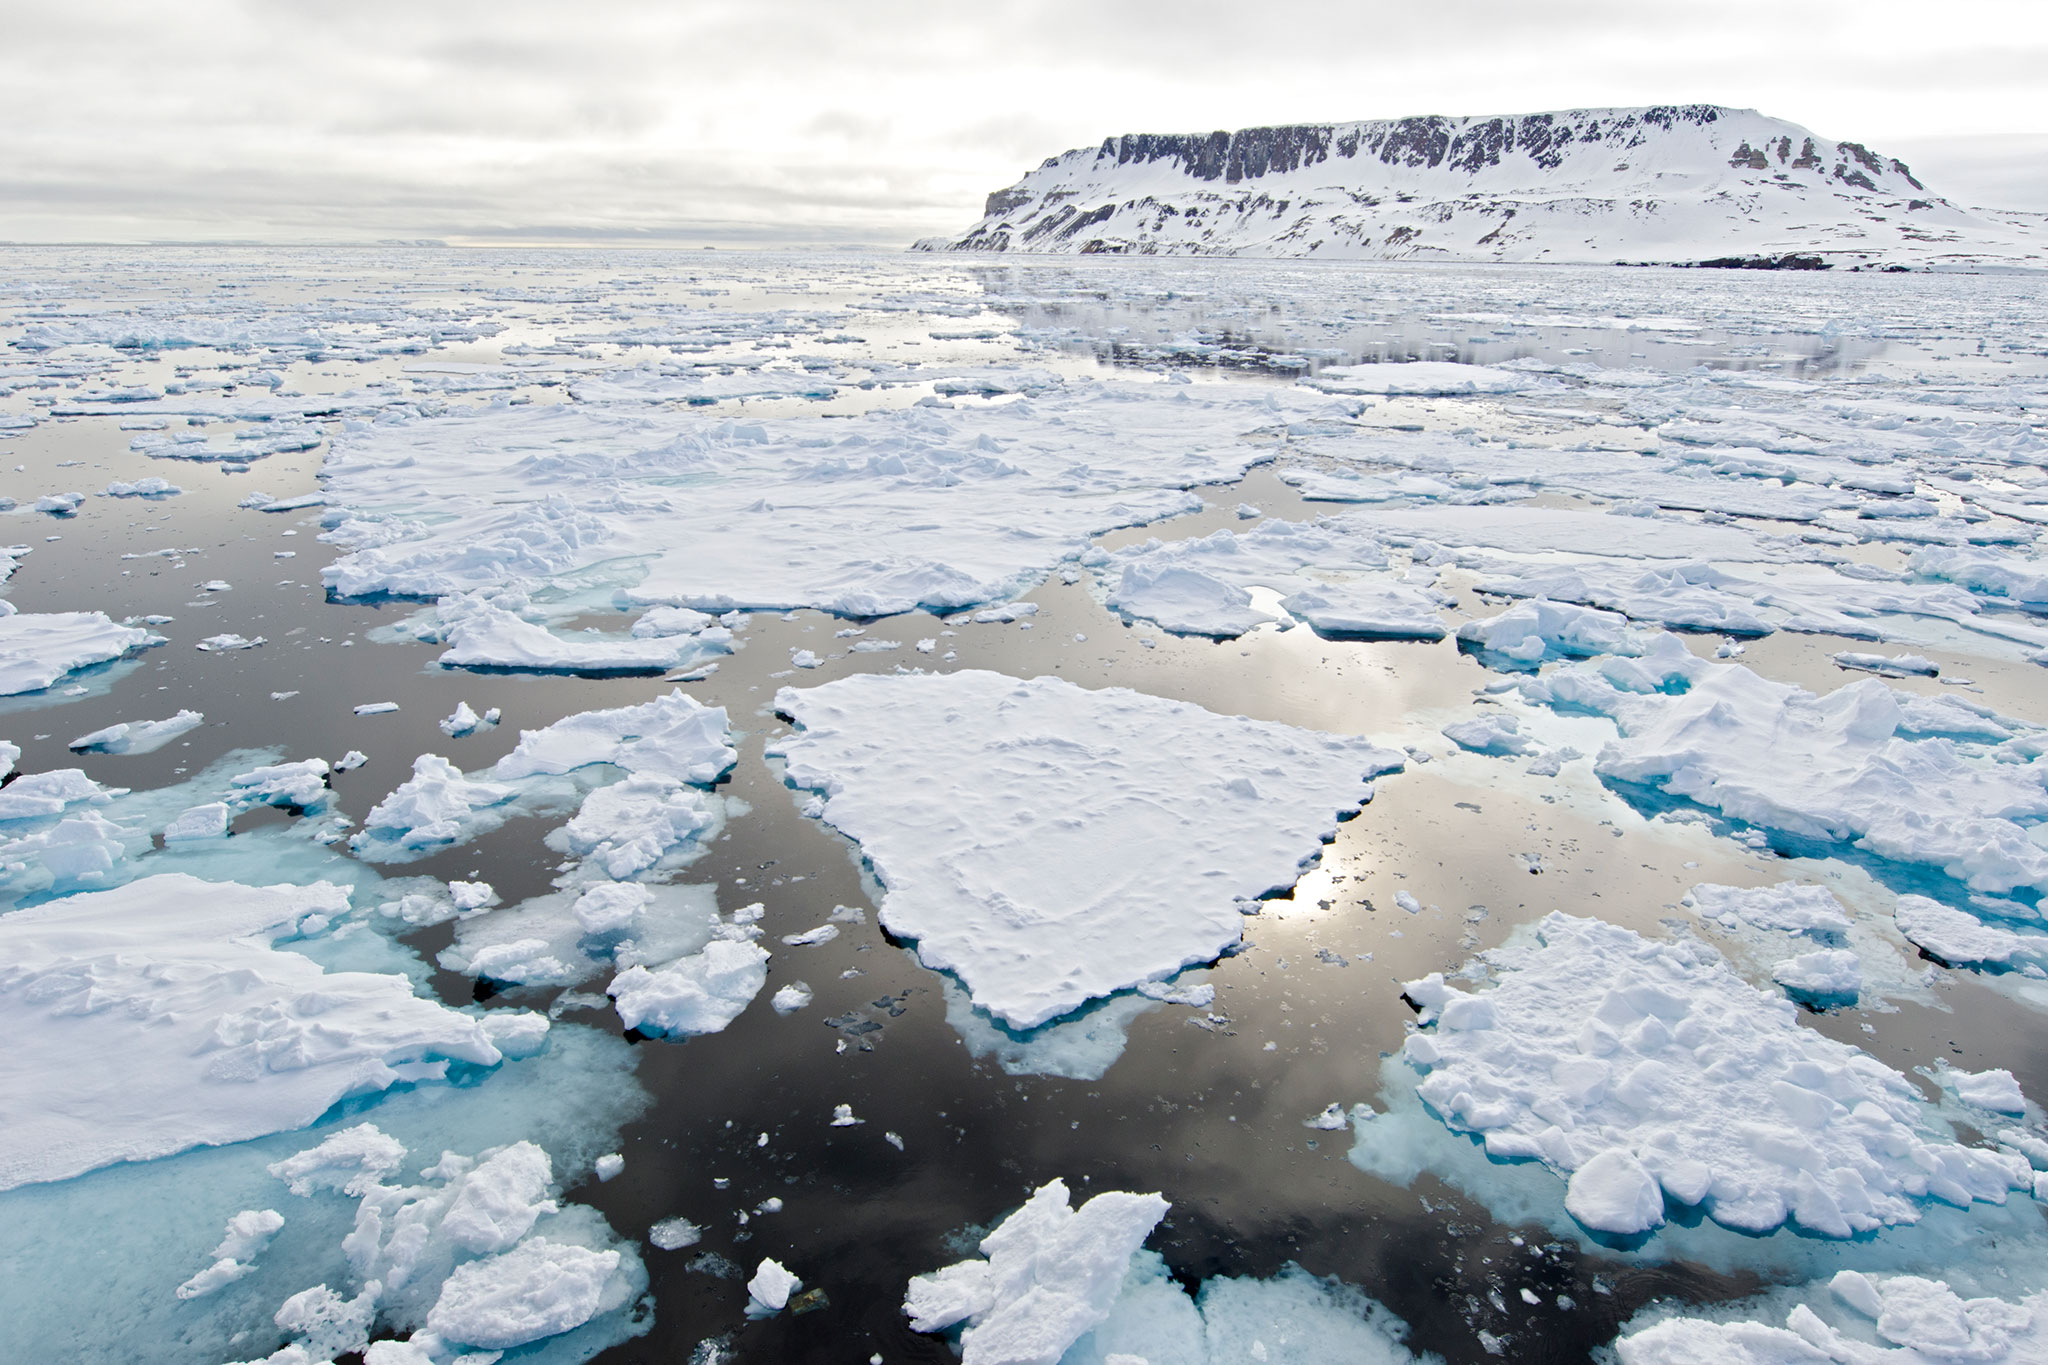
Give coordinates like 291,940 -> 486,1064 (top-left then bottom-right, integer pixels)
918,104 -> 2048,268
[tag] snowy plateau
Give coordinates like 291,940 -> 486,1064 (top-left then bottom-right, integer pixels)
918,105 -> 2048,269
3,245 -> 2048,1365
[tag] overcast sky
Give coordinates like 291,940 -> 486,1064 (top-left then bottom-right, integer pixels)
5,0 -> 2046,246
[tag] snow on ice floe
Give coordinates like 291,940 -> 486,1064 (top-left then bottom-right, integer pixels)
907,1179 -> 1428,1365
68,707 -> 203,754
0,875 -> 511,1191
1508,642 -> 2048,905
1615,1271 -> 2048,1364
771,669 -> 1402,1029
316,378 -> 1353,619
0,609 -> 162,694
215,1124 -> 643,1362
1089,515 -> 1450,640
904,1178 -> 1169,1360
1393,913 -> 2033,1238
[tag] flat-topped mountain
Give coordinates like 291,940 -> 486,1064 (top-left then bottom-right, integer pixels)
916,105 -> 2046,268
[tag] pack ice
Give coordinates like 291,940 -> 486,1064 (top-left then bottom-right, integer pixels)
0,875 -> 510,1191
316,378 -> 1351,621
772,670 -> 1402,1029
1399,914 -> 2034,1237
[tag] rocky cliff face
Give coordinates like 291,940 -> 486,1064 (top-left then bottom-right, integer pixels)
916,106 -> 2046,268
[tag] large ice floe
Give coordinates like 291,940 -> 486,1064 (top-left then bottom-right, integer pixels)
315,378 -> 1354,624
772,669 -> 1402,1029
1391,913 -> 2035,1239
0,875 -> 510,1191
905,1178 -> 1430,1365
1615,1270 -> 2048,1364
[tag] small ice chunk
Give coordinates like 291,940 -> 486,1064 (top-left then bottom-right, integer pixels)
1442,711 -> 1534,756
1564,1149 -> 1665,1235
440,701 -> 485,736
1394,890 -> 1422,914
791,649 -> 823,669
196,633 -> 263,651
748,1258 -> 801,1314
163,802 -> 231,842
771,982 -> 813,1013
334,749 -> 368,771
903,1178 -> 1167,1358
1772,949 -> 1861,999
1896,895 -> 2026,966
68,709 -> 203,755
830,1104 -> 864,1126
447,879 -> 496,913
1944,1067 -> 2027,1114
608,939 -> 769,1036
782,923 -> 840,946
574,882 -> 651,936
594,1153 -> 625,1181
353,701 -> 400,716
649,1216 -> 702,1250
1305,1103 -> 1351,1131
1689,882 -> 1851,937
424,1238 -> 622,1350
1834,651 -> 1939,677
176,1209 -> 286,1299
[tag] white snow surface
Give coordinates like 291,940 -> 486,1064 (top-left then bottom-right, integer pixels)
1616,1271 -> 2048,1364
1690,882 -> 1854,937
0,610 -> 160,694
67,708 -> 203,754
492,688 -> 734,785
772,670 -> 1402,1029
1401,913 -> 2032,1237
1094,516 -> 1448,640
317,378 -> 1352,617
903,1177 -> 1169,1364
0,875 -> 504,1191
1514,649 -> 2048,898
608,938 -> 769,1036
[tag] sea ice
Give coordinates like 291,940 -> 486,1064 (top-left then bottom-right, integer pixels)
748,1257 -> 801,1314
1093,516 -> 1448,640
491,689 -> 734,786
353,755 -> 519,856
0,609 -> 161,694
772,670 -> 1402,1029
608,939 -> 769,1036
1615,1271 -> 2048,1364
1515,654 -> 2048,899
0,875 -> 505,1190
318,378 -> 1352,618
1399,913 -> 2032,1237
1689,882 -> 1853,938
67,708 -> 203,754
1894,895 -> 2030,967
903,1178 -> 1168,1362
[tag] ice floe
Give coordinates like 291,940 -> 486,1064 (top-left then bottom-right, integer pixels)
1395,913 -> 2033,1237
67,707 -> 203,754
772,669 -> 1402,1028
0,875 -> 507,1190
1616,1271 -> 2048,1364
0,609 -> 162,694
